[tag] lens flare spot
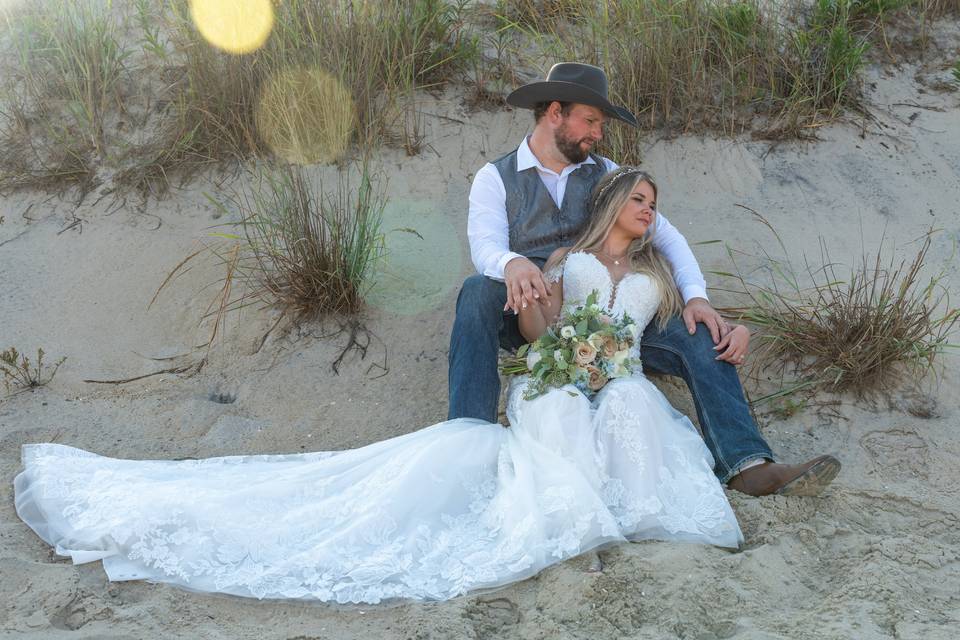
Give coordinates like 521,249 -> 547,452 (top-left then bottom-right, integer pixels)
190,0 -> 273,55
367,199 -> 463,316
256,68 -> 355,165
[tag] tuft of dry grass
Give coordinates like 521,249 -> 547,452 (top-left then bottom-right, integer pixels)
1,347 -> 66,393
722,224 -> 959,400
153,161 -> 388,347
230,164 -> 388,318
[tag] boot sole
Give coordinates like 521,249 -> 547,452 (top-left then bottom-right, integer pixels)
775,456 -> 841,497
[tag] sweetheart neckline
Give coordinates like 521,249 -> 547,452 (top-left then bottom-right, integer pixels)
568,251 -> 651,311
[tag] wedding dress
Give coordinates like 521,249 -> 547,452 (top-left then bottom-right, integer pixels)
14,252 -> 742,604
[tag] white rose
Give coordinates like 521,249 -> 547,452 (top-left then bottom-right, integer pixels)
526,350 -> 542,370
560,325 -> 576,339
612,349 -> 630,365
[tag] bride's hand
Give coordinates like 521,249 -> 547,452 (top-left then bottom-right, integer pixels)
503,257 -> 551,315
713,324 -> 750,366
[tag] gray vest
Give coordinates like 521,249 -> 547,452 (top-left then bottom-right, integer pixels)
493,149 -> 607,262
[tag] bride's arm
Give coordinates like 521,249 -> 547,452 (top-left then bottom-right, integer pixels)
518,278 -> 563,342
518,248 -> 567,342
714,323 -> 750,365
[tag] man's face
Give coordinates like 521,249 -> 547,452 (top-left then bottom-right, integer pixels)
553,103 -> 607,163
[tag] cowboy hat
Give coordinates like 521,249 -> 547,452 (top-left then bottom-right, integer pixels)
506,62 -> 638,127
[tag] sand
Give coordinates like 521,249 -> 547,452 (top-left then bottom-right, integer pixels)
2,12 -> 960,640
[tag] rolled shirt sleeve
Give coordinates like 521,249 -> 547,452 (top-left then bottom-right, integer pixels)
651,213 -> 709,303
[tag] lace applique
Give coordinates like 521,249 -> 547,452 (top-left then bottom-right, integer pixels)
655,465 -> 734,537
596,391 -> 649,467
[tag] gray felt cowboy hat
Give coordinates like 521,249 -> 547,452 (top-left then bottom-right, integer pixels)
506,62 -> 638,127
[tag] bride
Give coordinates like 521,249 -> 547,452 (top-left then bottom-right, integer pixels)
14,168 -> 747,604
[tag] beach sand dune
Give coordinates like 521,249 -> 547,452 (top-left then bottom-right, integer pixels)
2,18 -> 959,640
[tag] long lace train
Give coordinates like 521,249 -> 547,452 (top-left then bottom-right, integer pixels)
15,375 -> 741,603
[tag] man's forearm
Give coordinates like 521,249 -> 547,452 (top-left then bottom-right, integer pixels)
653,213 -> 708,302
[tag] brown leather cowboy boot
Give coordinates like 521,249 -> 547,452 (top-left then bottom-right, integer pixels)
727,455 -> 841,497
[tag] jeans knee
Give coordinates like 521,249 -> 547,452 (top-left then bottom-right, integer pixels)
456,276 -> 506,327
675,324 -> 723,361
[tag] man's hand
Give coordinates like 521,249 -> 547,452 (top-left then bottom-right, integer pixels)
681,297 -> 728,344
503,257 -> 551,314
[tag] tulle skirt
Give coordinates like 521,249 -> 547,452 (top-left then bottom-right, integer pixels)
14,376 -> 741,603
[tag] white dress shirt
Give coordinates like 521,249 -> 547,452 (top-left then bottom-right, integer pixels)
467,137 -> 709,303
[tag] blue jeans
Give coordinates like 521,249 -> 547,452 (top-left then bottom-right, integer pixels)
447,274 -> 774,482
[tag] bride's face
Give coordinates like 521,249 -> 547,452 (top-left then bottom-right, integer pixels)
612,180 -> 656,240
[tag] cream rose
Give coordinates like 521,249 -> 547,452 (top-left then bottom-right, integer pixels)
586,365 -> 608,391
560,325 -> 576,339
574,342 -> 598,366
599,335 -> 618,358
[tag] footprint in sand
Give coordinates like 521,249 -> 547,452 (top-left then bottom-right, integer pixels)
859,428 -> 930,478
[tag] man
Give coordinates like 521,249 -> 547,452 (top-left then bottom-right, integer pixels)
448,63 -> 840,496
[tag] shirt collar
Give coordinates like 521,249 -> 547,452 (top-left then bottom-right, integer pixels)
516,136 -> 596,175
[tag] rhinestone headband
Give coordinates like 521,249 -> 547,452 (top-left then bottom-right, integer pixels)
594,167 -> 645,205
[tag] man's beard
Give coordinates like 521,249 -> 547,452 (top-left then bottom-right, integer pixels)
554,122 -> 591,163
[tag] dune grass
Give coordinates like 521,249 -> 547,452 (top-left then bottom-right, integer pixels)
1,0 -> 477,195
153,162 -> 387,342
721,226 -> 959,402
226,163 -> 388,318
0,0 -> 128,194
501,0 -> 880,162
494,0 -> 960,162
0,0 -> 955,193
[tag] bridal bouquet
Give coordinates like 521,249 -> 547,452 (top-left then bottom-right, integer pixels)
500,290 -> 642,400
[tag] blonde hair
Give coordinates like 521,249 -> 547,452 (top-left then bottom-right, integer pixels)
544,167 -> 683,328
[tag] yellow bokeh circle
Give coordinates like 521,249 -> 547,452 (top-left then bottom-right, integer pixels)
256,68 -> 356,165
189,0 -> 274,55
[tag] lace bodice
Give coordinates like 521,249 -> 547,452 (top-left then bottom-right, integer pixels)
555,252 -> 661,328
